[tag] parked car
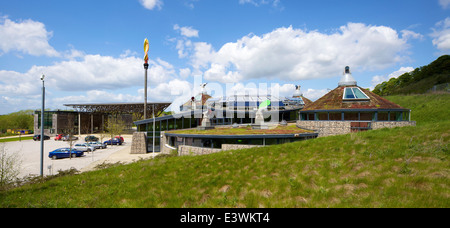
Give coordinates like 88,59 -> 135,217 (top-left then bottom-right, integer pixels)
88,141 -> 107,149
49,148 -> 84,160
85,135 -> 99,142
33,135 -> 50,141
104,138 -> 122,145
74,143 -> 96,152
115,136 -> 124,143
62,135 -> 79,141
54,134 -> 64,141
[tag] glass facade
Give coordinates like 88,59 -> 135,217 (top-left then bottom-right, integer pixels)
301,110 -> 409,122
36,111 -> 53,129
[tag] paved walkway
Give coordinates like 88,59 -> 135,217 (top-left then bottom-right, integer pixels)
80,144 -> 158,172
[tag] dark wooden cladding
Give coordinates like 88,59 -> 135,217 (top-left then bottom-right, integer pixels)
64,102 -> 171,120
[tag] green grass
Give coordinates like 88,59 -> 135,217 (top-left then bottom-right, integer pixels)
385,93 -> 450,125
0,137 -> 33,143
170,124 -> 312,135
0,94 -> 448,208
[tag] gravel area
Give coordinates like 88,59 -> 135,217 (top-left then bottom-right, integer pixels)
1,134 -> 157,179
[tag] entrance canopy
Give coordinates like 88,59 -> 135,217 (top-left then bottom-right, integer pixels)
64,102 -> 171,119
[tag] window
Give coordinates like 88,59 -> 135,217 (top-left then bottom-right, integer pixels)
343,87 -> 370,100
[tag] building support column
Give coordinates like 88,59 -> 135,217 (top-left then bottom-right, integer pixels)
78,113 -> 81,136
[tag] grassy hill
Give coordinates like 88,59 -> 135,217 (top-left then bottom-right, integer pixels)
385,93 -> 450,125
0,94 -> 449,208
373,55 -> 450,96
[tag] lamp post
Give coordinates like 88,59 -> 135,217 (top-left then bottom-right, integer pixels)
40,73 -> 45,177
144,63 -> 148,120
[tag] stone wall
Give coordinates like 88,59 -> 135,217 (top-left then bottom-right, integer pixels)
297,120 -> 416,137
130,132 -> 147,154
177,144 -> 264,156
178,145 -> 223,156
222,144 -> 264,151
297,121 -> 351,137
372,121 -> 416,130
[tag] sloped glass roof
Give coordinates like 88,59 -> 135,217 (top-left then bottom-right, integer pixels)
343,87 -> 370,100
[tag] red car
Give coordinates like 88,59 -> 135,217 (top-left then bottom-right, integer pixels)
115,136 -> 124,143
54,134 -> 64,141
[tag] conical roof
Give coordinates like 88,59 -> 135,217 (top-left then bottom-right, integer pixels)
302,85 -> 407,111
301,96 -> 313,106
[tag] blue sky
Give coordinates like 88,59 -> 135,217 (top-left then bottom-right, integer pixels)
0,0 -> 449,114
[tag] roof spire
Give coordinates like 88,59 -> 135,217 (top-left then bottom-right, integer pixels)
338,66 -> 357,87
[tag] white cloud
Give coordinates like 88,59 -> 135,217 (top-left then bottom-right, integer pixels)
191,23 -> 412,83
401,30 -> 424,40
0,54 -> 175,97
0,95 -> 40,114
192,42 -> 216,70
0,17 -> 59,57
303,88 -> 329,101
239,0 -> 281,7
431,17 -> 450,52
172,25 -> 199,58
139,0 -> 163,10
179,68 -> 192,78
174,24 -> 199,38
439,0 -> 450,9
184,0 -> 199,9
52,90 -> 142,105
142,79 -> 193,112
0,54 -> 180,113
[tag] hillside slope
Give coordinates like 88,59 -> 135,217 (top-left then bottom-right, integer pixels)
385,93 -> 450,125
0,94 -> 449,208
373,55 -> 450,96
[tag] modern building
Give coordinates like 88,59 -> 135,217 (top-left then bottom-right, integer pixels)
297,66 -> 416,137
34,102 -> 171,136
134,87 -> 313,153
34,110 -> 132,136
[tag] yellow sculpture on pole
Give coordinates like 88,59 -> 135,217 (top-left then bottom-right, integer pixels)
144,38 -> 149,63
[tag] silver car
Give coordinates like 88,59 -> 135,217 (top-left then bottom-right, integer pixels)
74,143 -> 96,152
88,142 -> 107,149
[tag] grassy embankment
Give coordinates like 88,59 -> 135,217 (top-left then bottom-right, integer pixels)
0,93 -> 448,208
0,137 -> 33,143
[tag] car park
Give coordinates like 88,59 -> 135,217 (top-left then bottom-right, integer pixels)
74,143 -> 96,152
88,141 -> 107,149
33,135 -> 50,141
104,138 -> 122,145
49,148 -> 84,160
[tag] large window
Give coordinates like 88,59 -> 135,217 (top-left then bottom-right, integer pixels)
343,87 -> 370,100
37,111 -> 53,129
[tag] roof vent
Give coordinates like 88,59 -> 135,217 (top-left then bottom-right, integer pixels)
338,66 -> 357,87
